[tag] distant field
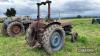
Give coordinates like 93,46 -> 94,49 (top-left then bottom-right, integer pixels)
0,18 -> 100,56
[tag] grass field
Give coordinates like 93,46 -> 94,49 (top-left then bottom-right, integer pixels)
0,18 -> 100,56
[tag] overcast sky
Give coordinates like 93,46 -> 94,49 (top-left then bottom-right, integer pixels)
0,0 -> 100,18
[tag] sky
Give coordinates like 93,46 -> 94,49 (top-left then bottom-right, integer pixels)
0,0 -> 100,18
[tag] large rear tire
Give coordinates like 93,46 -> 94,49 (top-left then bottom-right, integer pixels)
41,24 -> 65,54
7,21 -> 25,36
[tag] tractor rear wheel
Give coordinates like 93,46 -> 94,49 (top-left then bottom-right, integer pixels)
7,21 -> 25,36
41,24 -> 65,54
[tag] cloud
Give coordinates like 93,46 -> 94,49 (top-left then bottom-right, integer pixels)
0,0 -> 36,16
0,0 -> 100,18
0,0 -> 8,2
50,0 -> 100,17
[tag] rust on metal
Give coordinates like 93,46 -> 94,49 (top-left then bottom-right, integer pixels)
12,25 -> 21,34
61,22 -> 72,27
28,0 -> 58,47
37,0 -> 51,19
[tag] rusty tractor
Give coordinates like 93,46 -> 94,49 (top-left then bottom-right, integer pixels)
25,0 -> 78,54
1,16 -> 32,36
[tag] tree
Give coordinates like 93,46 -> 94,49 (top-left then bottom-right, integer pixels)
77,15 -> 82,18
4,8 -> 16,17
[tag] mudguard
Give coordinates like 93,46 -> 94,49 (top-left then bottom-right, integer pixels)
3,18 -> 11,26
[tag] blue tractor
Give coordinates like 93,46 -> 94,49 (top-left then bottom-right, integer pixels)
92,18 -> 100,24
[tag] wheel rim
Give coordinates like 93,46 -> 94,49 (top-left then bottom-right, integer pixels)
12,25 -> 21,34
50,32 -> 63,51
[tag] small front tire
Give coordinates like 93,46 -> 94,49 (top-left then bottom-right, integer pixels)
71,32 -> 78,42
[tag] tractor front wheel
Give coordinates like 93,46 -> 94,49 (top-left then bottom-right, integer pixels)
71,32 -> 78,42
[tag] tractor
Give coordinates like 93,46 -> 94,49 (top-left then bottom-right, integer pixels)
1,8 -> 32,36
92,18 -> 100,24
25,0 -> 78,54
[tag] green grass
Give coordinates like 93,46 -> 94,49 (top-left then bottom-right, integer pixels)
0,18 -> 100,56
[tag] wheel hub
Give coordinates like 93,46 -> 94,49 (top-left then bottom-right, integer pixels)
52,35 -> 61,48
12,25 -> 21,34
50,32 -> 62,50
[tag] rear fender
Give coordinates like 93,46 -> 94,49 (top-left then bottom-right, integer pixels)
3,19 -> 11,26
4,20 -> 21,27
45,22 -> 61,28
61,22 -> 72,33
